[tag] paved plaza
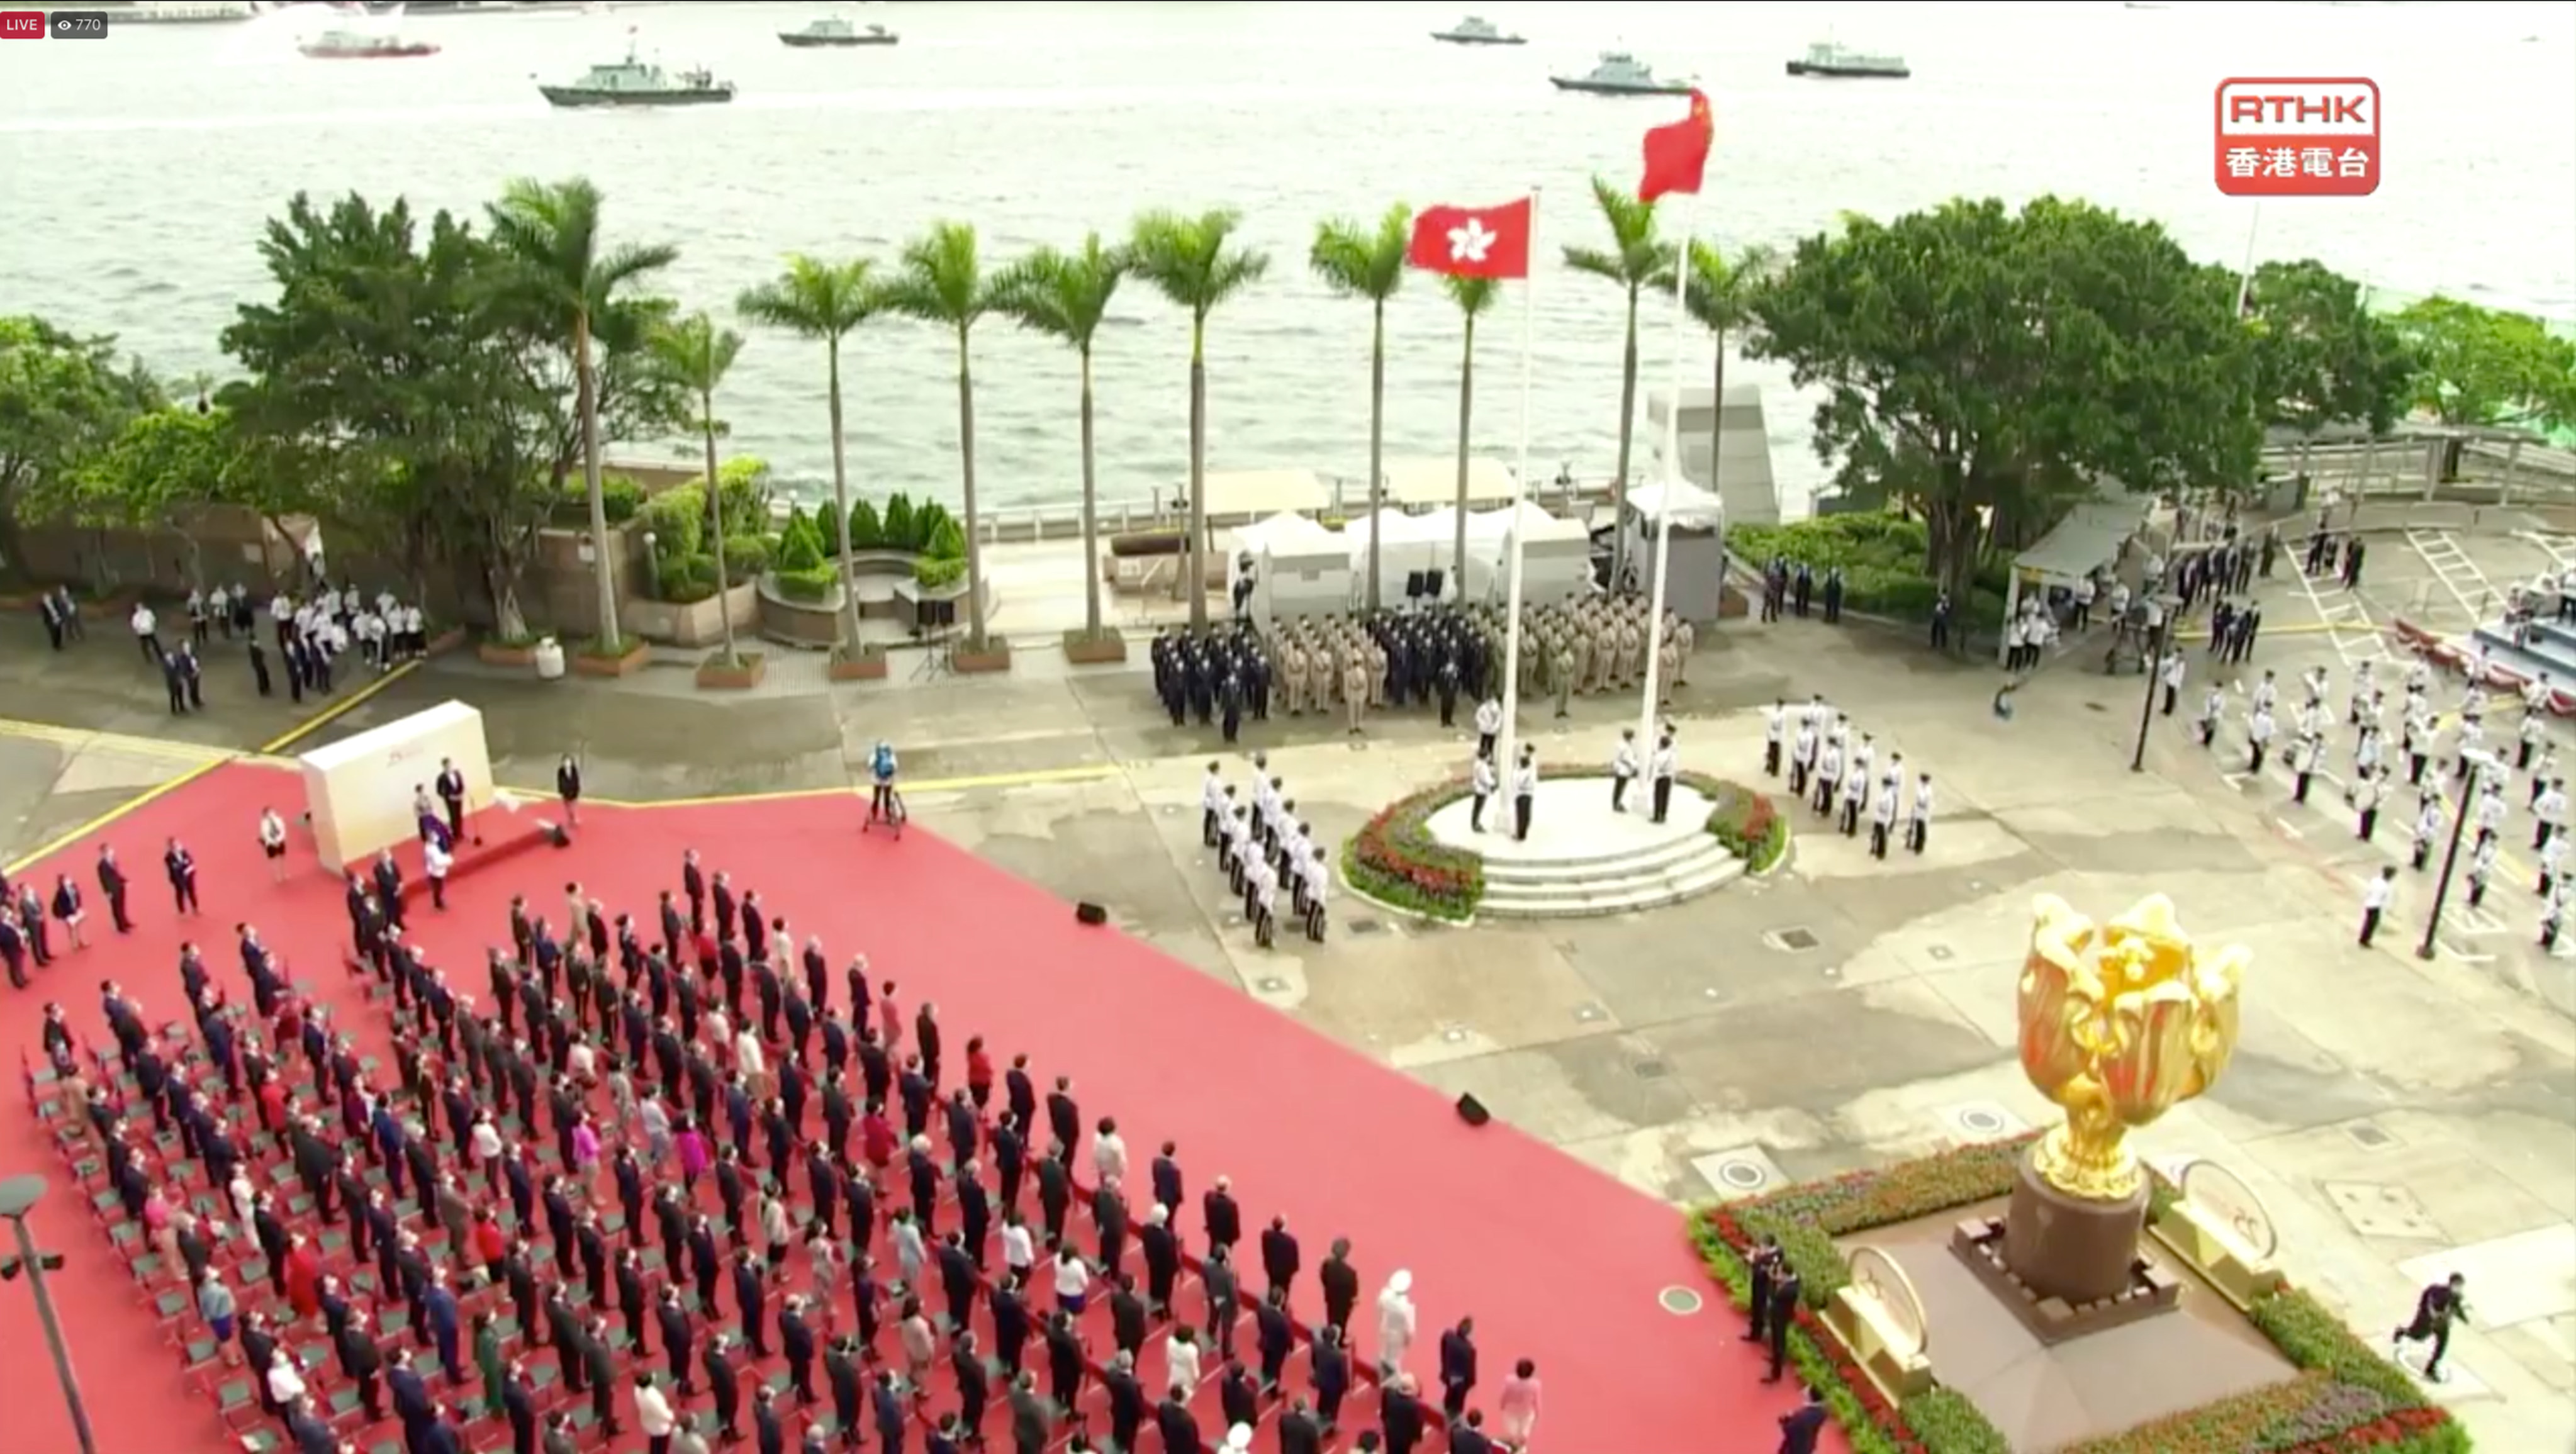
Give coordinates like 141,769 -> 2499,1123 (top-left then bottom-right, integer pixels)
6,520 -> 2575,1451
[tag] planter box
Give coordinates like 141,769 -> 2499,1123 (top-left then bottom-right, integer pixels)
425,626 -> 468,656
1062,629 -> 1129,664
694,651 -> 766,691
625,581 -> 758,649
953,640 -> 1013,674
571,639 -> 651,678
755,574 -> 849,649
828,652 -> 888,682
478,640 -> 539,668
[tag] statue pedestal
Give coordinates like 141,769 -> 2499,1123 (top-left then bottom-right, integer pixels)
1949,1146 -> 2182,1344
2004,1149 -> 2148,1306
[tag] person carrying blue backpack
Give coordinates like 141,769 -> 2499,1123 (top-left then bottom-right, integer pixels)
866,741 -> 904,833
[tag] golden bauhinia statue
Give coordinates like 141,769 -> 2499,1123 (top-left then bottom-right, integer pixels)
2017,893 -> 2246,1202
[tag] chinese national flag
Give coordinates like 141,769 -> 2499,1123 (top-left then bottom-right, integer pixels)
1406,198 -> 1533,281
1638,89 -> 1715,202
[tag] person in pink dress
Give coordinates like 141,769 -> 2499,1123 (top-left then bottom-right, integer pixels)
571,1113 -> 603,1200
1497,1358 -> 1541,1447
675,1117 -> 711,1188
877,980 -> 902,1053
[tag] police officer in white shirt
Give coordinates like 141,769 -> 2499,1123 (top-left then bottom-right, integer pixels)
2410,792 -> 2444,872
1839,753 -> 1868,836
1611,729 -> 1640,814
1869,775 -> 1900,859
1790,716 -> 1820,798
2198,685 -> 2227,747
1812,738 -> 1843,817
1907,773 -> 1935,854
1301,842 -> 1331,942
2353,769 -> 2385,842
2466,835 -> 2499,909
130,601 -> 159,661
1649,734 -> 1679,824
2247,707 -> 2277,773
1511,747 -> 1539,842
1762,700 -> 1786,778
2160,649 -> 2187,717
425,837 -> 453,910
1474,696 -> 1502,759
2251,670 -> 2278,717
2474,785 -> 2507,848
2541,832 -> 2569,898
1199,764 -> 1226,848
2535,780 -> 2567,849
1470,750 -> 1498,834
2359,866 -> 2394,948
2518,708 -> 2548,771
2530,749 -> 2560,808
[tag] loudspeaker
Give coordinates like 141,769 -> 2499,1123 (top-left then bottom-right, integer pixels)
1423,568 -> 1445,600
1075,901 -> 1108,926
1405,570 -> 1428,600
1454,1092 -> 1491,1127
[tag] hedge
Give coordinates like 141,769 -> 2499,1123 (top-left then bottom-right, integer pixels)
915,557 -> 966,591
554,472 -> 644,528
773,564 -> 839,603
1732,513 -> 2010,630
1690,1131 -> 2470,1454
1340,767 -> 1787,920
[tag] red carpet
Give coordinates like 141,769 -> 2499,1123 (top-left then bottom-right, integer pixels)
2,763 -> 1830,1454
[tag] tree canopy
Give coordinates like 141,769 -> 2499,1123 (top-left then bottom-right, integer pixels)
0,315 -> 160,575
1749,196 -> 2263,599
2244,259 -> 2415,441
2393,294 -> 2576,433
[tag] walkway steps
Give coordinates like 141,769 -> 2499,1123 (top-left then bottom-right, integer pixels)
1481,834 -> 1746,918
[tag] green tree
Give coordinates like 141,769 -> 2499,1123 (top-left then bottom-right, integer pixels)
1442,275 -> 1500,584
1309,204 -> 1411,611
1662,240 -> 1779,513
0,316 -> 159,580
1127,209 -> 1271,633
1562,175 -> 1674,589
40,406 -> 249,590
647,311 -> 748,664
736,254 -> 879,653
878,222 -> 1003,649
484,176 -> 680,651
2394,294 -> 2576,433
2244,260 -> 2414,484
1749,196 -> 2261,622
994,233 -> 1129,640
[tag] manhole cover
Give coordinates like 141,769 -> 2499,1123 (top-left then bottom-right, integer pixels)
1347,919 -> 1386,937
1254,976 -> 1288,993
1766,927 -> 1819,952
1714,1159 -> 1769,1190
2344,1121 -> 2395,1149
1925,943 -> 1954,962
1632,1060 -> 1670,1080
1572,1003 -> 1606,1023
1657,1287 -> 1705,1316
1959,1107 -> 2008,1134
1440,1027 -> 1469,1044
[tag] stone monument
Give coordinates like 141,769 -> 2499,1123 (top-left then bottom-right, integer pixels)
1952,893 -> 2248,1340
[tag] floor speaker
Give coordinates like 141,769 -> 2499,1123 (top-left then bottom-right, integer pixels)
1455,1092 -> 1491,1127
1075,901 -> 1108,926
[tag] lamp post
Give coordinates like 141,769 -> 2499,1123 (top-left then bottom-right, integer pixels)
2417,749 -> 2496,962
2130,610 -> 2166,773
0,1174 -> 97,1454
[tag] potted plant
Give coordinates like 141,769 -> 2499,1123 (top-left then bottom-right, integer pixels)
694,648 -> 765,690
952,632 -> 1012,674
1061,625 -> 1128,664
827,640 -> 888,682
478,630 -> 542,668
571,632 -> 649,678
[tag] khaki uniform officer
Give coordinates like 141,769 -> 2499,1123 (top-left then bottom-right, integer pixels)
1569,627 -> 1594,698
1620,618 -> 1645,690
1366,640 -> 1389,708
1588,619 -> 1615,692
1553,644 -> 1576,719
1673,617 -> 1695,686
1657,637 -> 1683,708
1280,643 -> 1309,716
1343,659 -> 1369,735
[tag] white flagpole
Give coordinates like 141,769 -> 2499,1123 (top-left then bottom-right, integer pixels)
2233,199 -> 2263,317
1637,196 -> 1695,748
1496,187 -> 1540,785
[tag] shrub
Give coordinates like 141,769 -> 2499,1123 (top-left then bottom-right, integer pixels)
773,564 -> 839,603
926,516 -> 966,563
775,506 -> 826,573
722,534 -> 773,577
910,500 -> 955,554
715,457 -> 771,537
848,498 -> 884,550
914,556 -> 966,591
881,493 -> 917,554
1703,782 -> 1789,871
640,484 -> 707,559
1732,512 -> 2010,629
658,553 -> 717,605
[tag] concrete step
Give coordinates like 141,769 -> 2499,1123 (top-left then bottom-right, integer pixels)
1481,831 -> 1714,884
1480,843 -> 1746,919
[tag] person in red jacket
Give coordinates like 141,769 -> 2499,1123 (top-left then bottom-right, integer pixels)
284,1233 -> 323,1321
965,1037 -> 996,1113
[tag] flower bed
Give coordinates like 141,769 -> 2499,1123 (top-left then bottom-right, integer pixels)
1689,1133 -> 2470,1454
1340,768 -> 1787,921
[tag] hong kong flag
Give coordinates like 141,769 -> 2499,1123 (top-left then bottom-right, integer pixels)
1406,198 -> 1533,281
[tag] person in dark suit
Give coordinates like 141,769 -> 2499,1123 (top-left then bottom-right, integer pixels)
387,1353 -> 434,1445
1763,1268 -> 1803,1382
1379,1372 -> 1428,1454
1449,1409 -> 1497,1454
704,1334 -> 742,1442
1043,1075 -> 1080,1156
870,1372 -> 909,1454
1100,1350 -> 1148,1454
1438,1316 -> 1478,1419
656,1288 -> 695,1394
1201,1175 -> 1241,1259
828,1334 -> 866,1447
1255,1286 -> 1297,1390
1311,1325 -> 1352,1432
1006,1370 -> 1051,1454
96,846 -> 130,933
779,1296 -> 819,1404
1744,1235 -> 1783,1344
1218,1360 -> 1259,1433
1277,1396 -> 1324,1454
1778,1385 -> 1829,1454
735,1250 -> 770,1357
753,1384 -> 787,1454
1154,1385 -> 1202,1454
1260,1216 -> 1301,1300
501,1361 -> 539,1454
1109,1274 -> 1149,1360
337,1307 -> 386,1423
945,1329 -> 988,1438
1318,1238 -> 1360,1339
1035,1143 -> 1072,1246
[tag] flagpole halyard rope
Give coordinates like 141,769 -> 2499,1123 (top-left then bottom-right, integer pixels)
1497,186 -> 1541,785
1638,191 -> 1696,749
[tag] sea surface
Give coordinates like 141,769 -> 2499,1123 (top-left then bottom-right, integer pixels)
3,1 -> 2572,518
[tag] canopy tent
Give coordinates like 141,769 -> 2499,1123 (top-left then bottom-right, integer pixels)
1226,510 -> 1338,560
1379,456 -> 1521,508
1467,499 -> 1589,546
1344,508 -> 1455,605
1197,468 -> 1330,518
1236,512 -> 1352,629
1996,498 -> 2148,664
1460,500 -> 1594,607
1625,479 -> 1727,529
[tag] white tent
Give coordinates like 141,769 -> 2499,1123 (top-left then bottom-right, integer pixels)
1464,501 -> 1594,606
1345,508 -> 1453,605
1227,510 -> 1337,561
1245,512 -> 1352,629
1627,479 -> 1727,529
1380,456 -> 1521,508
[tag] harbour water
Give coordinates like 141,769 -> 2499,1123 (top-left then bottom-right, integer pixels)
3,1 -> 2571,518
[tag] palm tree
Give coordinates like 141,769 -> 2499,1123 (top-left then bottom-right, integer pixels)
737,255 -> 879,653
993,235 -> 1129,641
1126,210 -> 1270,632
1308,205 -> 1411,612
876,221 -> 1000,649
484,176 -> 678,651
1562,175 -> 1673,590
1443,276 -> 1501,588
1660,240 -> 1779,512
646,311 -> 747,666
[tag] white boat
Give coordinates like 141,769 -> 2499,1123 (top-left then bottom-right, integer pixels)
1431,15 -> 1526,47
300,26 -> 440,57
1785,40 -> 1908,80
1548,51 -> 1695,97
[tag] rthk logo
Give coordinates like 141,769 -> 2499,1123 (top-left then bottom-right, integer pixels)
2214,78 -> 2380,197
0,11 -> 47,40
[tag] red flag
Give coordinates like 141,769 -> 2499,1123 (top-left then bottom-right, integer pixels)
1639,89 -> 1714,202
1406,199 -> 1533,281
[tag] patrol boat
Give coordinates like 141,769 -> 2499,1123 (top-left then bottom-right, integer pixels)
539,36 -> 736,107
1431,15 -> 1525,46
1548,51 -> 1695,96
780,16 -> 899,47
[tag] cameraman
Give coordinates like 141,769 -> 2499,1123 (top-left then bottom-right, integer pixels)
868,741 -> 900,826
